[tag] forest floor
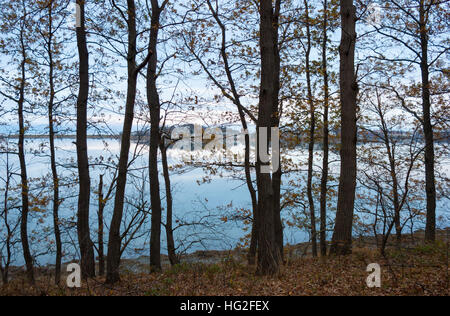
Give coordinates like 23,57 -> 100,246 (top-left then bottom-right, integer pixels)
1,229 -> 449,296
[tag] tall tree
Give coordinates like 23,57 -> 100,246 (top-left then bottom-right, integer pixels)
106,0 -> 150,284
206,0 -> 259,265
148,0 -> 168,273
319,0 -> 331,257
184,0 -> 259,265
329,0 -> 357,255
46,0 -> 62,285
303,0 -> 318,257
34,0 -> 70,284
75,0 -> 95,278
18,2 -> 35,285
271,0 -> 283,263
418,0 -> 436,242
256,0 -> 282,275
0,0 -> 36,283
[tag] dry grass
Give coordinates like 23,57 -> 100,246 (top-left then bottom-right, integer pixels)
1,241 -> 448,296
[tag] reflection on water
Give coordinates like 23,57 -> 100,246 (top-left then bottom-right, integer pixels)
0,137 -> 448,266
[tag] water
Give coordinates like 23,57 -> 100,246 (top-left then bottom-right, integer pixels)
0,137 -> 448,266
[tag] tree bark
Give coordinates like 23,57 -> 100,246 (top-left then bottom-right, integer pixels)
272,165 -> 283,261
419,1 -> 436,243
271,0 -> 283,264
304,0 -> 317,257
256,0 -> 281,275
148,0 -> 165,272
329,0 -> 357,256
160,139 -> 179,265
18,15 -> 34,284
98,174 -> 105,276
106,0 -> 142,284
244,119 -> 258,265
319,0 -> 330,257
76,0 -> 95,279
46,2 -> 62,284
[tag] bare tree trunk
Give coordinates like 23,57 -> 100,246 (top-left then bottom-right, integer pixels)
160,139 -> 179,266
248,207 -> 258,265
271,0 -> 283,265
329,0 -> 357,256
272,165 -> 283,261
49,48 -> 62,285
239,109 -> 257,266
148,0 -> 166,273
394,207 -> 401,244
106,0 -> 142,284
1,153 -> 13,284
256,0 -> 281,276
419,1 -> 436,243
304,0 -> 317,257
245,122 -> 258,265
98,174 -> 105,276
47,3 -> 62,284
76,0 -> 95,279
239,112 -> 258,266
18,19 -> 34,284
319,0 -> 330,257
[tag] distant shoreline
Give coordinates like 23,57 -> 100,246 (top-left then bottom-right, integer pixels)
2,135 -> 121,140
1,133 -> 448,144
